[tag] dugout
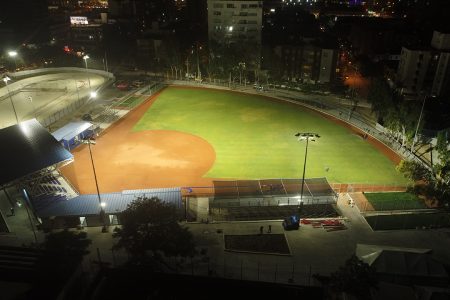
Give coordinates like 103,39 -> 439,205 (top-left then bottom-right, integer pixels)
51,121 -> 95,151
185,178 -> 339,222
0,119 -> 73,231
35,188 -> 183,229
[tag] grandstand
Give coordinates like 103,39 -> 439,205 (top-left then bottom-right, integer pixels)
0,119 -> 75,232
185,178 -> 339,222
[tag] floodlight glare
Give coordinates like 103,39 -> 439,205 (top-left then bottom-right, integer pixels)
8,51 -> 18,57
90,91 -> 97,98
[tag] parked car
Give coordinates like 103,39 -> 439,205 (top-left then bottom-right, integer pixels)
115,81 -> 130,91
82,114 -> 93,121
282,215 -> 300,230
131,80 -> 145,88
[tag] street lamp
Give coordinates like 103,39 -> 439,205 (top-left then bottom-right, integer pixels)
90,91 -> 97,98
2,76 -> 19,123
8,51 -> 18,71
80,137 -> 107,232
295,132 -> 320,206
83,55 -> 91,89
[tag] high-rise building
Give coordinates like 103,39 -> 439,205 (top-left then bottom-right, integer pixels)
207,0 -> 263,46
272,42 -> 338,83
397,31 -> 450,98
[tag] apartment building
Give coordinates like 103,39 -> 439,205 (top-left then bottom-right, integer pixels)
397,31 -> 450,97
207,0 -> 263,46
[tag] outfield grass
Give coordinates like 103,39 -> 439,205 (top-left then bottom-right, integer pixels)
133,87 -> 408,185
364,192 -> 426,211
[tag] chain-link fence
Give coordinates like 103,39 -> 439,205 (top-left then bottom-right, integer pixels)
101,246 -> 323,286
185,178 -> 339,222
364,211 -> 450,231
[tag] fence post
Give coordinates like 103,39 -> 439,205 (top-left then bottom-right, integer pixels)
309,265 -> 312,286
257,261 -> 260,281
223,258 -> 226,277
274,263 -> 278,283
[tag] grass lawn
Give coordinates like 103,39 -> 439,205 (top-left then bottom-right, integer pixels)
364,192 -> 427,211
133,87 -> 408,185
365,212 -> 450,230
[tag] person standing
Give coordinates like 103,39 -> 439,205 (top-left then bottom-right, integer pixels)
259,226 -> 264,235
267,225 -> 272,233
10,207 -> 15,216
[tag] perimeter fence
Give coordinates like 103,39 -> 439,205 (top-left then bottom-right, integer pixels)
185,178 -> 340,222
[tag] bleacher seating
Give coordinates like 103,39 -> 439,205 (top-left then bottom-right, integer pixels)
24,172 -> 72,212
30,194 -> 67,211
215,204 -> 339,221
0,245 -> 42,282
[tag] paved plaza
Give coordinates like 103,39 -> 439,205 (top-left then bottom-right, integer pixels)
1,190 -> 450,286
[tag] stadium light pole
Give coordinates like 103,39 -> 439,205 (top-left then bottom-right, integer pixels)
2,76 -> 19,123
83,55 -> 91,90
295,132 -> 320,206
410,94 -> 434,154
81,137 -> 107,232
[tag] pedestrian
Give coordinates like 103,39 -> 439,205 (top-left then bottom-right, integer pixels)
267,225 -> 272,233
10,207 -> 14,216
259,226 -> 264,235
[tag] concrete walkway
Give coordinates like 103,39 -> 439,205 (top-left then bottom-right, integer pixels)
1,191 -> 450,286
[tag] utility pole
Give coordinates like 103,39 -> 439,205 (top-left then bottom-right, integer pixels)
185,58 -> 190,78
196,43 -> 201,81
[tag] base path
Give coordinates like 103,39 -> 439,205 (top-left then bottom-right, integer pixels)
60,93 -> 216,194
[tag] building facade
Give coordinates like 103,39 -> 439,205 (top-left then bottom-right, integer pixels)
207,0 -> 263,46
273,43 -> 338,83
397,31 -> 450,97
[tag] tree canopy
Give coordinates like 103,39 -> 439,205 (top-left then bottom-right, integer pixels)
113,197 -> 196,264
329,255 -> 378,299
31,230 -> 91,298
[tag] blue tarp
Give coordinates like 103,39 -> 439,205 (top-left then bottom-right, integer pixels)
52,121 -> 93,142
36,188 -> 182,217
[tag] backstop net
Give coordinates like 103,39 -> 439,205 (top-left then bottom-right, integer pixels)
185,178 -> 339,222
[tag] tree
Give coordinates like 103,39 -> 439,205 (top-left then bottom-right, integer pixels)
31,230 -> 91,298
113,197 -> 196,265
396,159 -> 432,182
367,78 -> 393,116
314,255 -> 378,300
435,131 -> 450,178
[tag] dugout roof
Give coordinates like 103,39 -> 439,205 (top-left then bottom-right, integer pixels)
36,188 -> 182,217
0,119 -> 73,186
52,121 -> 93,142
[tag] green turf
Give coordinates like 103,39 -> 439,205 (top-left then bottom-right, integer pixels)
365,213 -> 450,230
364,192 -> 426,211
133,87 -> 408,185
